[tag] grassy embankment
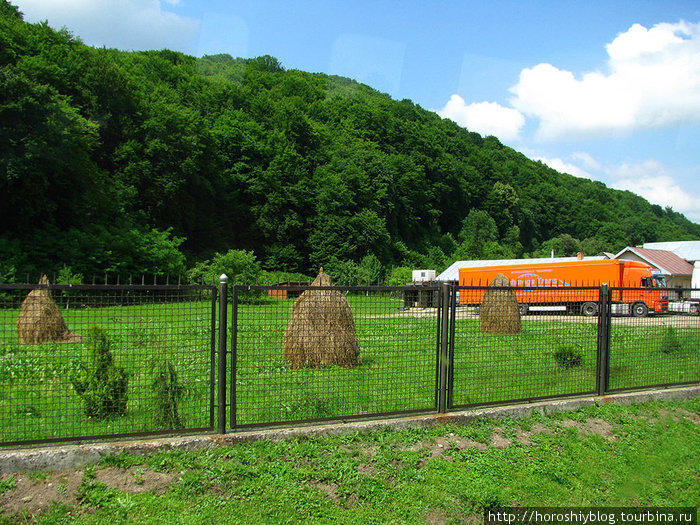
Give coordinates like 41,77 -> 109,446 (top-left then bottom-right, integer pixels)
0,398 -> 698,524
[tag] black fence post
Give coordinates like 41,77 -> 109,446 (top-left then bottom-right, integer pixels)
217,274 -> 228,434
447,284 -> 457,409
438,283 -> 450,413
230,285 -> 238,429
434,288 -> 442,411
209,285 -> 218,429
596,283 -> 612,396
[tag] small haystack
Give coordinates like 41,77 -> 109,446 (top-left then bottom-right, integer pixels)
284,268 -> 360,369
17,275 -> 83,344
480,273 -> 521,334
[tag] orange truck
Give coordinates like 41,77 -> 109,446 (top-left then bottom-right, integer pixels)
458,259 -> 668,317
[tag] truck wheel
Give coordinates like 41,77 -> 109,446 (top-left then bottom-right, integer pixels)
581,302 -> 598,317
518,304 -> 528,316
632,302 -> 648,317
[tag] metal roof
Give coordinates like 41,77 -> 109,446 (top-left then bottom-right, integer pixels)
614,247 -> 694,276
437,256 -> 607,282
642,241 -> 700,262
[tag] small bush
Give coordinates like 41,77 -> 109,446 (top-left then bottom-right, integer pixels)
387,266 -> 412,287
660,327 -> 683,354
70,326 -> 128,419
152,358 -> 187,429
553,344 -> 583,369
186,249 -> 261,285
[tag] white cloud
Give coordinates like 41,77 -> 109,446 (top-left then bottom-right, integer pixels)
510,21 -> 700,140
606,22 -> 690,61
436,95 -> 525,142
613,173 -> 700,222
521,150 -> 700,221
533,156 -> 595,179
542,154 -> 700,222
571,151 -> 602,171
608,160 -> 698,214
14,0 -> 200,53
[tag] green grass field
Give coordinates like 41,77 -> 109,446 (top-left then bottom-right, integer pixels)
1,399 -> 698,524
1,292 -> 698,444
0,299 -> 215,444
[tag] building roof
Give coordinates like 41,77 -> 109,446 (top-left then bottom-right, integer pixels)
642,240 -> 700,262
614,247 -> 694,276
437,256 -> 607,282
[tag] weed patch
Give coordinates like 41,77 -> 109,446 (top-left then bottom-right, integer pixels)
151,358 -> 187,429
553,343 -> 584,368
660,326 -> 683,354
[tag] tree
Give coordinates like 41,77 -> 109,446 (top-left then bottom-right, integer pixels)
388,266 -> 412,286
530,234 -> 582,258
357,254 -> 384,285
0,0 -> 22,21
324,258 -> 359,286
455,210 -> 499,260
187,249 -> 261,284
2,9 -> 700,279
485,181 -> 519,235
0,66 -> 103,233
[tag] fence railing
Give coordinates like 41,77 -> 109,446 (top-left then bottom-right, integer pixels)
229,285 -> 441,429
0,282 -> 217,446
0,281 -> 698,446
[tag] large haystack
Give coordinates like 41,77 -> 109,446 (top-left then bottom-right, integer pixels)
17,275 -> 83,344
284,268 -> 360,369
480,273 -> 521,334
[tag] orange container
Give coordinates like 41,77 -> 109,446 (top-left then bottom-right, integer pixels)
458,259 -> 667,316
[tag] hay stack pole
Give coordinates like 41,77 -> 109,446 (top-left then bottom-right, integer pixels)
284,267 -> 360,369
17,275 -> 83,344
480,273 -> 521,334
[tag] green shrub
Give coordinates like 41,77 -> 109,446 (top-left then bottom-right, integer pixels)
387,266 -> 412,287
186,249 -> 261,285
70,326 -> 128,419
152,358 -> 187,429
660,326 -> 683,354
553,343 -> 583,369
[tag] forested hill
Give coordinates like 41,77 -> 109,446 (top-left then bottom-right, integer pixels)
2,1 -> 699,280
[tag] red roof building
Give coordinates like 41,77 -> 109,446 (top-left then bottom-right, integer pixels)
615,246 -> 694,298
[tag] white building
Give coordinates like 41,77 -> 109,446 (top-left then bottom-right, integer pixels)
642,241 -> 700,263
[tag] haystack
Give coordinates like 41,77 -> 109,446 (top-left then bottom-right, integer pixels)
284,268 -> 359,369
17,275 -> 83,344
480,273 -> 521,334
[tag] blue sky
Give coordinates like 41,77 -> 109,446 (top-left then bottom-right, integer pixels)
13,0 -> 700,224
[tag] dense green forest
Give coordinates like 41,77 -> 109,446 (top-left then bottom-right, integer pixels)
1,1 -> 699,283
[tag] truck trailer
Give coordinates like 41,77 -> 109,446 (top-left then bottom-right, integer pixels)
668,261 -> 700,314
458,259 -> 668,317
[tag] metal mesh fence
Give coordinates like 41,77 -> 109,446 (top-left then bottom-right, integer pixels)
450,286 -> 599,408
608,287 -> 700,390
1,280 -> 697,446
0,283 -> 216,446
231,286 -> 439,427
